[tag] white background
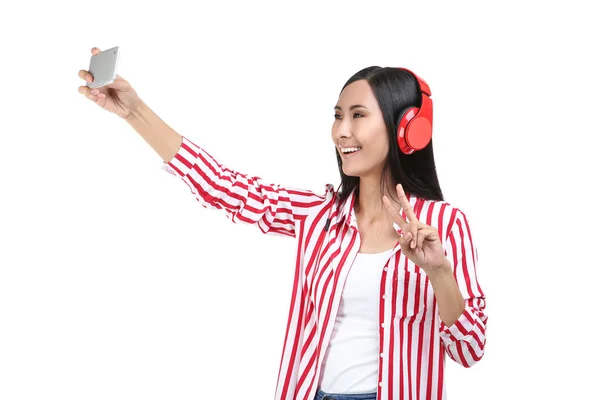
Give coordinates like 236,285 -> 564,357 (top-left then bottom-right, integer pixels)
1,0 -> 598,399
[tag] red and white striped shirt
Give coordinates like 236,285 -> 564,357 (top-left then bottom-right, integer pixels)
162,136 -> 487,400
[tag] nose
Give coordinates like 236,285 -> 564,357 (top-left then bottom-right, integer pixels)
332,119 -> 352,140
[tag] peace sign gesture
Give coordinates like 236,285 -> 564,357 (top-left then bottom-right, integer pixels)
382,184 -> 449,275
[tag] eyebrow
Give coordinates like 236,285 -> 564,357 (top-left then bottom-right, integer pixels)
334,104 -> 369,111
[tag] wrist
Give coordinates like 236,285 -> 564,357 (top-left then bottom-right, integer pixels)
426,259 -> 452,281
124,99 -> 147,122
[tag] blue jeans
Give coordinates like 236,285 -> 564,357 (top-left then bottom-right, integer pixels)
314,387 -> 377,400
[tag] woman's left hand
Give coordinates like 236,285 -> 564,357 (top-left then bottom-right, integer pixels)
382,184 -> 449,275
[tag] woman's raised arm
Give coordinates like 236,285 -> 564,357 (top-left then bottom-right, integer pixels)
127,101 -> 329,238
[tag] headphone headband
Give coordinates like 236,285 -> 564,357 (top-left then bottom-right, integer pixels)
398,67 -> 431,96
397,67 -> 432,124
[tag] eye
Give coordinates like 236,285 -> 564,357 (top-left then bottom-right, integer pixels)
354,113 -> 363,118
334,114 -> 341,119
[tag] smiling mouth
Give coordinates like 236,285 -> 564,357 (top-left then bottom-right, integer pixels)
341,147 -> 361,157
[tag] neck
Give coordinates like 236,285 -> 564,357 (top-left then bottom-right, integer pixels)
354,173 -> 397,224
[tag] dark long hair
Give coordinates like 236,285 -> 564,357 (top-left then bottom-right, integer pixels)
335,66 -> 444,207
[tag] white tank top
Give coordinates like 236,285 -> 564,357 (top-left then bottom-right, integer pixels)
318,248 -> 394,393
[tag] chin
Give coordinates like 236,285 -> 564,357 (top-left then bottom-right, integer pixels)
342,166 -> 363,178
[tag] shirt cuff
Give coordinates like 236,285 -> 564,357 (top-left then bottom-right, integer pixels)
161,162 -> 177,175
159,136 -> 198,177
439,304 -> 476,344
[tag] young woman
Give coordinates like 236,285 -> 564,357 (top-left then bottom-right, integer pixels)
78,47 -> 487,400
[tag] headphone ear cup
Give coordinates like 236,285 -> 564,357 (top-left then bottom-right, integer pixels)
396,106 -> 419,154
396,106 -> 432,155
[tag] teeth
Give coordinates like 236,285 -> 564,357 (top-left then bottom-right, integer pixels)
341,147 -> 361,153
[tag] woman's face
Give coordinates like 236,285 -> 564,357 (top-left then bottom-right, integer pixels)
332,79 -> 390,179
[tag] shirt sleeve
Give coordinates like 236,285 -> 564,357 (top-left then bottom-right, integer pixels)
438,208 -> 488,367
160,135 -> 330,238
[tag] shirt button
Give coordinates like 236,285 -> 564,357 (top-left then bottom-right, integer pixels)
384,267 -> 388,271
381,323 -> 385,328
380,353 -> 384,358
379,382 -> 383,387
382,295 -> 386,299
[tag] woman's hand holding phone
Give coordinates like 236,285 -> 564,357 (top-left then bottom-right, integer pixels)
77,47 -> 143,119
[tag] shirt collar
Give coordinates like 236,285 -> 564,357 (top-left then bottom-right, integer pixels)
333,184 -> 403,253
333,183 -> 417,236
330,183 -> 358,230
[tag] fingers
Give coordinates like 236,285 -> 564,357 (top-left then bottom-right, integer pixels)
77,48 -> 108,103
384,185 -> 426,250
383,195 -> 408,230
78,69 -> 94,84
77,85 -> 104,96
396,184 -> 417,222
77,48 -> 101,85
77,84 -> 92,96
393,183 -> 419,247
384,192 -> 418,247
78,85 -> 105,100
409,223 -> 440,251
91,89 -> 105,99
415,227 -> 426,250
406,220 -> 418,249
82,91 -> 97,101
414,225 -> 438,251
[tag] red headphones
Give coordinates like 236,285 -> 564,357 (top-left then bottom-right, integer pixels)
396,68 -> 433,155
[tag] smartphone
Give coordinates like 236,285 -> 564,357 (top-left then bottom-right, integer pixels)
86,46 -> 120,89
